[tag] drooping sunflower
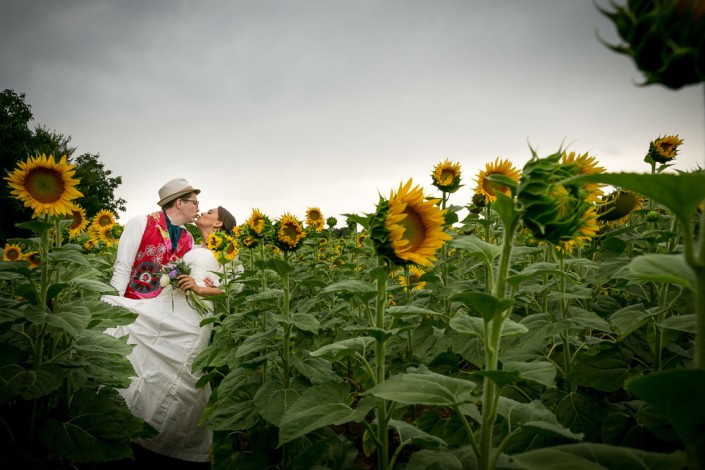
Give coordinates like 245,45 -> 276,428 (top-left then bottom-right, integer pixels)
398,265 -> 427,291
274,213 -> 306,251
243,235 -> 258,248
561,151 -> 605,203
357,233 -> 367,247
474,158 -> 521,204
246,208 -> 270,237
597,190 -> 644,224
5,153 -> 83,218
3,243 -> 24,262
517,151 -> 599,253
647,135 -> 684,164
93,209 -> 117,228
67,204 -> 89,238
306,207 -> 325,232
370,179 -> 452,267
24,251 -> 41,269
431,159 -> 462,193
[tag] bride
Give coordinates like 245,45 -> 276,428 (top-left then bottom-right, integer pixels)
103,206 -> 238,464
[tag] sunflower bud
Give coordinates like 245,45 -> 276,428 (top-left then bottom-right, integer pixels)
599,0 -> 705,89
646,135 -> 684,164
431,159 -> 462,193
516,152 -> 598,251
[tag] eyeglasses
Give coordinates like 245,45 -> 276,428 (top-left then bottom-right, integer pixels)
181,199 -> 200,206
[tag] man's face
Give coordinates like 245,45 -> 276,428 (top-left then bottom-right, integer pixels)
179,195 -> 200,223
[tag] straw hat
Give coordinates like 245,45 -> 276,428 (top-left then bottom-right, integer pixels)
157,178 -> 201,207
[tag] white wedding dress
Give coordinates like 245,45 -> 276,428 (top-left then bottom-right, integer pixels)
103,246 -> 220,462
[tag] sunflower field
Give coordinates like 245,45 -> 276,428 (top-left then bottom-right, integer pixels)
2,137 -> 705,469
3,1 -> 705,468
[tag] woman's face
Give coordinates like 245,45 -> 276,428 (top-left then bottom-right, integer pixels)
196,207 -> 220,230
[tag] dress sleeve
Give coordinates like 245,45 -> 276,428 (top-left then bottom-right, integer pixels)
187,248 -> 221,287
110,215 -> 147,296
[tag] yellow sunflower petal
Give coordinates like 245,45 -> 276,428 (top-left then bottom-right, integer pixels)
474,157 -> 521,203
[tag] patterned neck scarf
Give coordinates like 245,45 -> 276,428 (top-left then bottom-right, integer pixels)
163,211 -> 182,252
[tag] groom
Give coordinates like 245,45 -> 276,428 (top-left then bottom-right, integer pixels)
110,178 -> 201,299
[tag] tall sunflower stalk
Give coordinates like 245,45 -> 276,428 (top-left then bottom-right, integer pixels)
369,179 -> 451,470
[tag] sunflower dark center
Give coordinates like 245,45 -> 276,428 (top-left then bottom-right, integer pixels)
69,211 -> 83,230
399,208 -> 425,251
26,168 -> 65,203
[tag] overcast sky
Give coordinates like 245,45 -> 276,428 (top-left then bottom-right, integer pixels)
2,0 -> 704,225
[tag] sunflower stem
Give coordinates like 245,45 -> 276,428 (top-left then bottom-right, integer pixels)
374,257 -> 390,470
478,209 -> 519,470
282,251 -> 291,388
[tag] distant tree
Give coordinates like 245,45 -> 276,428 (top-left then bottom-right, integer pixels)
73,153 -> 126,218
32,125 -> 76,159
0,89 -> 35,242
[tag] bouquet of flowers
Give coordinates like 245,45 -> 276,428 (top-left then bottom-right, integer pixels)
160,259 -> 212,316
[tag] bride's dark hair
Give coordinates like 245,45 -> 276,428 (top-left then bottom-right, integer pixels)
217,206 -> 237,234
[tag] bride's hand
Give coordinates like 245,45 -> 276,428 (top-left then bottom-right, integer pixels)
177,274 -> 200,295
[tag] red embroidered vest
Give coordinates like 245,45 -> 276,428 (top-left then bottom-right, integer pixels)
124,212 -> 193,299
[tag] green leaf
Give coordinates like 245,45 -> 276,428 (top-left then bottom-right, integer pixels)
659,314 -> 696,333
310,336 -> 375,360
69,277 -> 118,294
291,312 -> 320,334
321,280 -> 376,297
450,314 -> 527,340
246,289 -> 283,302
388,419 -> 447,447
19,364 -> 64,400
235,330 -> 278,358
450,292 -> 514,323
627,369 -> 705,466
567,343 -> 635,392
498,397 -> 583,441
386,305 -> 443,319
364,367 -> 476,406
510,443 -> 687,470
450,235 -> 501,267
253,380 -> 301,427
608,304 -> 658,339
39,388 -> 149,462
0,364 -> 35,403
265,258 -> 294,276
576,172 -> 705,226
503,360 -> 557,388
278,382 -> 358,445
628,253 -> 695,291
291,355 -> 339,384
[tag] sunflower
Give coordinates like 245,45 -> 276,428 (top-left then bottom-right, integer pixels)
431,159 -> 462,193
93,209 -> 117,228
83,238 -> 97,252
357,233 -> 367,247
3,243 -> 23,262
555,207 -> 600,253
647,135 -> 684,164
207,232 -> 229,252
24,251 -> 41,269
223,236 -> 240,261
517,151 -> 598,253
66,204 -> 89,238
597,190 -> 643,224
243,235 -> 258,248
370,179 -> 451,267
97,224 -> 116,246
306,207 -> 325,232
274,213 -> 306,251
474,158 -> 521,204
246,208 -> 269,236
561,151 -> 605,203
398,265 -> 427,291
5,154 -> 83,218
